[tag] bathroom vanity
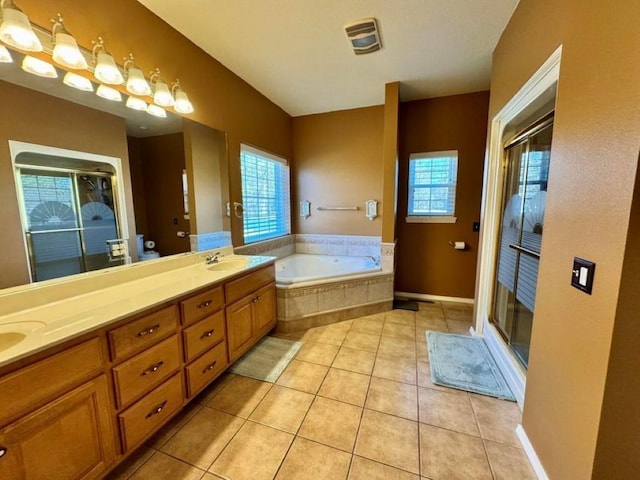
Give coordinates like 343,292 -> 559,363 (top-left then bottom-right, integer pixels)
0,252 -> 276,479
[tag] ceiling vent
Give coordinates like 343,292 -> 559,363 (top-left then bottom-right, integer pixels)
344,18 -> 381,55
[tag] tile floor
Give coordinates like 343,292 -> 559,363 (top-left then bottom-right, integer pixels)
107,301 -> 537,480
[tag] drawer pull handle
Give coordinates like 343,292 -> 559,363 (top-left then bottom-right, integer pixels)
252,295 -> 261,303
202,361 -> 218,374
200,329 -> 215,340
136,324 -> 160,337
0,446 -> 7,458
141,361 -> 164,376
197,300 -> 213,309
145,400 -> 168,419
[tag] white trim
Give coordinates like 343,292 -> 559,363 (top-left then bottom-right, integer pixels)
240,142 -> 287,164
516,424 -> 549,480
405,216 -> 457,224
481,318 -> 526,408
395,291 -> 474,305
474,45 -> 562,338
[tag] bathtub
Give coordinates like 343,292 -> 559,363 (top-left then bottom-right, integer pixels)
275,254 -> 393,332
276,254 -> 380,285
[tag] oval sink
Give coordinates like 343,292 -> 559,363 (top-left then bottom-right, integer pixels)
0,332 -> 26,352
207,258 -> 250,272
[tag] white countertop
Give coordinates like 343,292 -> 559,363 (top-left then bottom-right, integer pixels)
0,253 -> 275,369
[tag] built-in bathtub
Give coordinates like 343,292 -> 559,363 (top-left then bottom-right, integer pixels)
275,253 -> 393,332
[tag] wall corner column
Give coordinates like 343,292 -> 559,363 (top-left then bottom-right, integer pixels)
381,82 -> 399,243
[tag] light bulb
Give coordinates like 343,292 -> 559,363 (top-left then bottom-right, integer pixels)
0,6 -> 42,52
174,90 -> 194,114
153,79 -> 174,107
94,51 -> 123,85
146,104 -> 166,118
126,66 -> 151,96
96,84 -> 122,102
52,32 -> 87,69
126,96 -> 147,111
63,72 -> 93,92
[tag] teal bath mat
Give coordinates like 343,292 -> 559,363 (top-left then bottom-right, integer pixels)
427,331 -> 515,401
229,336 -> 302,383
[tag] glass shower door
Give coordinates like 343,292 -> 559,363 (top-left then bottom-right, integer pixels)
492,115 -> 553,368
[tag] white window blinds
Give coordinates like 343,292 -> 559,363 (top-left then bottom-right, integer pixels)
240,145 -> 291,244
408,150 -> 458,217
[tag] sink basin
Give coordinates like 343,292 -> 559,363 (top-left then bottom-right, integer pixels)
207,258 -> 250,272
0,332 -> 26,352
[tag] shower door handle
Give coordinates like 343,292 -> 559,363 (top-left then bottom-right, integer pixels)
508,244 -> 540,259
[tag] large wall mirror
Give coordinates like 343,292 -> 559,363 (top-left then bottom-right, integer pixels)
0,51 -> 230,289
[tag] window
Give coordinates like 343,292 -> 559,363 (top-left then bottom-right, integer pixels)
240,145 -> 291,243
407,150 -> 458,223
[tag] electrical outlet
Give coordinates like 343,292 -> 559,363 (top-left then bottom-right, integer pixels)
472,222 -> 480,232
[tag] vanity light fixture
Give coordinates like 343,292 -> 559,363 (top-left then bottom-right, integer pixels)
21,55 -> 57,78
92,37 -> 123,85
96,84 -> 122,102
124,53 -> 151,96
146,103 -> 167,118
51,13 -> 87,70
171,79 -> 194,114
150,68 -> 174,107
63,71 -> 93,92
0,44 -> 11,62
126,95 -> 147,111
0,0 -> 42,52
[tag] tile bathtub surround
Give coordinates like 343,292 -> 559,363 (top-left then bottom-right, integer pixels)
188,231 -> 232,252
234,235 -> 296,258
107,300 -> 536,480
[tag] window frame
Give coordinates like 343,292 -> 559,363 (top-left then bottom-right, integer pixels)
239,144 -> 291,244
406,150 -> 459,224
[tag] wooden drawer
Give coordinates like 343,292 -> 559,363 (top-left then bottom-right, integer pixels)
108,305 -> 179,362
0,338 -> 103,426
225,265 -> 275,304
118,372 -> 184,453
182,310 -> 226,363
112,335 -> 181,409
180,286 -> 224,326
185,341 -> 228,398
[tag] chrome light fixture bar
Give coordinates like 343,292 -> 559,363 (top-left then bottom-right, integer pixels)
51,13 -> 87,69
0,0 -> 42,52
92,37 -> 123,85
124,53 -> 151,96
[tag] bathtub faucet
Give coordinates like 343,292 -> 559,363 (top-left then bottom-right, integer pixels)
204,252 -> 221,265
368,256 -> 381,266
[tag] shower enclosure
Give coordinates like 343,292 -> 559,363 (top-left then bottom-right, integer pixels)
492,113 -> 553,368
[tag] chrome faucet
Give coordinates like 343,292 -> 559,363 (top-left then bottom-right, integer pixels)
204,252 -> 221,265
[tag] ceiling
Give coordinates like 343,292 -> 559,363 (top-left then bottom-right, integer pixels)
138,0 -> 519,117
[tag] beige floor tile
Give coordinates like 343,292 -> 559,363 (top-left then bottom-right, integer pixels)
385,309 -> 416,326
342,331 -> 380,352
306,324 -> 349,346
350,316 -> 385,335
419,424 -> 492,480
129,451 -> 204,480
372,354 -> 417,385
365,377 -> 418,420
348,455 -> 419,480
354,409 -> 420,474
298,397 -> 362,452
442,302 -> 474,321
209,421 -> 293,480
416,338 -> 429,363
417,361 -> 465,394
470,394 -> 522,447
105,446 -> 155,480
332,347 -> 376,375
207,375 -> 272,418
318,367 -> 371,406
446,319 -> 473,335
249,385 -> 314,433
196,373 -> 237,406
201,474 -> 223,480
160,408 -> 245,470
147,402 -> 203,448
418,387 -> 479,436
417,301 -> 442,311
294,341 -> 340,366
416,314 -> 448,330
485,440 -> 537,480
378,336 -> 416,359
382,322 -> 416,340
276,437 -> 352,480
276,359 -> 329,394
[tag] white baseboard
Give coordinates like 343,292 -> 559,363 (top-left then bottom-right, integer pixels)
516,424 -> 549,480
394,291 -> 475,305
482,319 -> 526,408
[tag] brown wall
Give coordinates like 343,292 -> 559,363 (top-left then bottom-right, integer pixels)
396,92 -> 489,299
489,0 -> 640,478
0,81 -> 131,288
292,106 -> 384,236
21,0 -> 292,247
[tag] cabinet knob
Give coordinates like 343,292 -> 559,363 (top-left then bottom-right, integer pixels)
136,324 -> 160,337
0,446 -> 7,458
140,360 -> 164,377
145,400 -> 168,419
197,300 -> 213,309
202,361 -> 217,374
200,329 -> 215,340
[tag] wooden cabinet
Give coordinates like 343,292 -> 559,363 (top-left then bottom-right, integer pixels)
0,375 -> 116,480
253,283 -> 277,338
226,294 -> 256,362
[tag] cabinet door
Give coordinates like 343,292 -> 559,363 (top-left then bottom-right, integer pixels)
253,282 -> 276,338
225,295 -> 255,362
0,375 -> 116,480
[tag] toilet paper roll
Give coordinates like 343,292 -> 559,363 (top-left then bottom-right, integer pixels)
454,241 -> 466,250
144,240 -> 155,249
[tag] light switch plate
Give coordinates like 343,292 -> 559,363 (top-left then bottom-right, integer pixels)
571,257 -> 595,294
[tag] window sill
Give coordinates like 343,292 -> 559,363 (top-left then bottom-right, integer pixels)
406,216 -> 457,224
